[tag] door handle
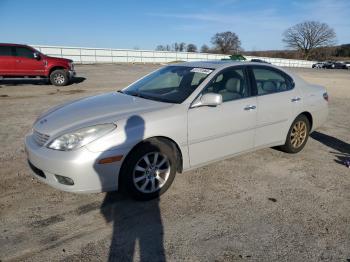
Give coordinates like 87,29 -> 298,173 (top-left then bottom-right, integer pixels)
291,97 -> 301,102
244,105 -> 256,111
16,60 -> 20,63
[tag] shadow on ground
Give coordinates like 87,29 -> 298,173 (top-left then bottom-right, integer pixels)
97,115 -> 166,261
0,77 -> 86,86
101,192 -> 165,262
311,131 -> 350,166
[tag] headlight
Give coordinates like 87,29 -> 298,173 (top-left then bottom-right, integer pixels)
47,124 -> 116,151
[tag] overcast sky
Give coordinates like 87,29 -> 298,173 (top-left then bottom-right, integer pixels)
1,0 -> 349,50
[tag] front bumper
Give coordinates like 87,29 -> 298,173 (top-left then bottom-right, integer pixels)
68,70 -> 76,78
25,134 -> 127,193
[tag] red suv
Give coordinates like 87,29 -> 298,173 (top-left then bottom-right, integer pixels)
0,43 -> 76,86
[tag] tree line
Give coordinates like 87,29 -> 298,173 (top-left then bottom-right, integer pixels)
244,44 -> 350,61
155,31 -> 242,54
155,21 -> 347,60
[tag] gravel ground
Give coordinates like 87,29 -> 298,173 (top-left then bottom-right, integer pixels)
0,64 -> 349,262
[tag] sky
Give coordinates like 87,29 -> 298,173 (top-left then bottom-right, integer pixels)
0,0 -> 349,51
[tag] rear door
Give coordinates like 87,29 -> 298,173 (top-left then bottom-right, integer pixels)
249,65 -> 302,148
14,46 -> 45,76
0,46 -> 16,75
187,66 -> 257,167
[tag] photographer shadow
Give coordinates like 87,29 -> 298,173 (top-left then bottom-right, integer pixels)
96,115 -> 166,262
311,131 -> 350,166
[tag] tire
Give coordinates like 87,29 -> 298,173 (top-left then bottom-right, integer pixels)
120,139 -> 177,200
280,115 -> 310,154
50,69 -> 69,86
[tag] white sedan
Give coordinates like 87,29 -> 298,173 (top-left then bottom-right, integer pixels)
25,61 -> 328,200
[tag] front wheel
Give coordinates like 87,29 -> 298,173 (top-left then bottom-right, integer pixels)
121,139 -> 177,200
50,69 -> 69,86
280,115 -> 310,153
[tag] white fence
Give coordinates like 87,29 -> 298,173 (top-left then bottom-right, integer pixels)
32,45 -> 316,68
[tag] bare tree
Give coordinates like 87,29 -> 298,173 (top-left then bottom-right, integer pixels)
155,45 -> 166,51
178,42 -> 186,52
172,42 -> 186,52
156,45 -> 171,51
165,45 -> 171,51
173,43 -> 180,52
211,31 -> 241,54
200,44 -> 210,53
282,21 -> 336,59
187,44 -> 197,52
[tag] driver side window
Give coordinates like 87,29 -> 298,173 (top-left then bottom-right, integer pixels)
203,68 -> 249,102
15,47 -> 35,59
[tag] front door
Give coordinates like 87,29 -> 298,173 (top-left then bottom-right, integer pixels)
188,66 -> 257,167
14,46 -> 45,76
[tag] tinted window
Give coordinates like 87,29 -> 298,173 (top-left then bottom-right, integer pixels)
15,47 -> 35,59
252,67 -> 293,95
0,46 -> 13,56
203,67 -> 249,102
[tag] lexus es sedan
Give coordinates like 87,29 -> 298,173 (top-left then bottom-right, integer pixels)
25,61 -> 328,200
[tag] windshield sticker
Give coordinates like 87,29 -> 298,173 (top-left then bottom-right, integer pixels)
190,68 -> 213,74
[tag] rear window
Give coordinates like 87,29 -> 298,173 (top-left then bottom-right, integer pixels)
0,46 -> 13,56
252,67 -> 293,95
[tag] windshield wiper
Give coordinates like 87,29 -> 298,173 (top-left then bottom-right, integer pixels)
122,91 -> 150,100
121,91 -> 175,103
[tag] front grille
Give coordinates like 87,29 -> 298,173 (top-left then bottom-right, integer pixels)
33,130 -> 50,146
28,161 -> 46,178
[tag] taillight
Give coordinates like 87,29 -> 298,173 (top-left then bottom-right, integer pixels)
323,92 -> 329,102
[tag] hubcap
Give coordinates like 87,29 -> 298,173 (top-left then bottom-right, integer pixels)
54,73 -> 65,84
290,121 -> 307,148
133,152 -> 170,194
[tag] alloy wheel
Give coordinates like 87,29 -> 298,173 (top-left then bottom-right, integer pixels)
132,152 -> 171,194
53,73 -> 65,85
290,121 -> 307,148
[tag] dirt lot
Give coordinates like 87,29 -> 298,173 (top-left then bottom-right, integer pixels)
0,64 -> 349,262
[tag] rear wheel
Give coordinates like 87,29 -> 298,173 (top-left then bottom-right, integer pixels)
50,69 -> 69,86
121,139 -> 177,200
281,115 -> 310,153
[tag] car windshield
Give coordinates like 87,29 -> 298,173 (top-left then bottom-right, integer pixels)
122,66 -> 214,103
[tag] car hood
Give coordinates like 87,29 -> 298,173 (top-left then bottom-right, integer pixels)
45,56 -> 73,63
33,92 -> 172,135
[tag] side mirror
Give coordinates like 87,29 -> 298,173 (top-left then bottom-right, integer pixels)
33,52 -> 41,60
191,93 -> 222,108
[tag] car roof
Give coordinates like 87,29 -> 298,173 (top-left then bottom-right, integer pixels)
173,60 -> 303,83
0,43 -> 29,47
174,60 -> 284,70
174,60 -> 246,69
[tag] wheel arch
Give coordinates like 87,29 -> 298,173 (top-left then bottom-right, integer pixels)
299,111 -> 313,131
48,66 -> 66,76
118,136 -> 183,187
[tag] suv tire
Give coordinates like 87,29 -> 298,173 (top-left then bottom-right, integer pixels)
50,69 -> 69,86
